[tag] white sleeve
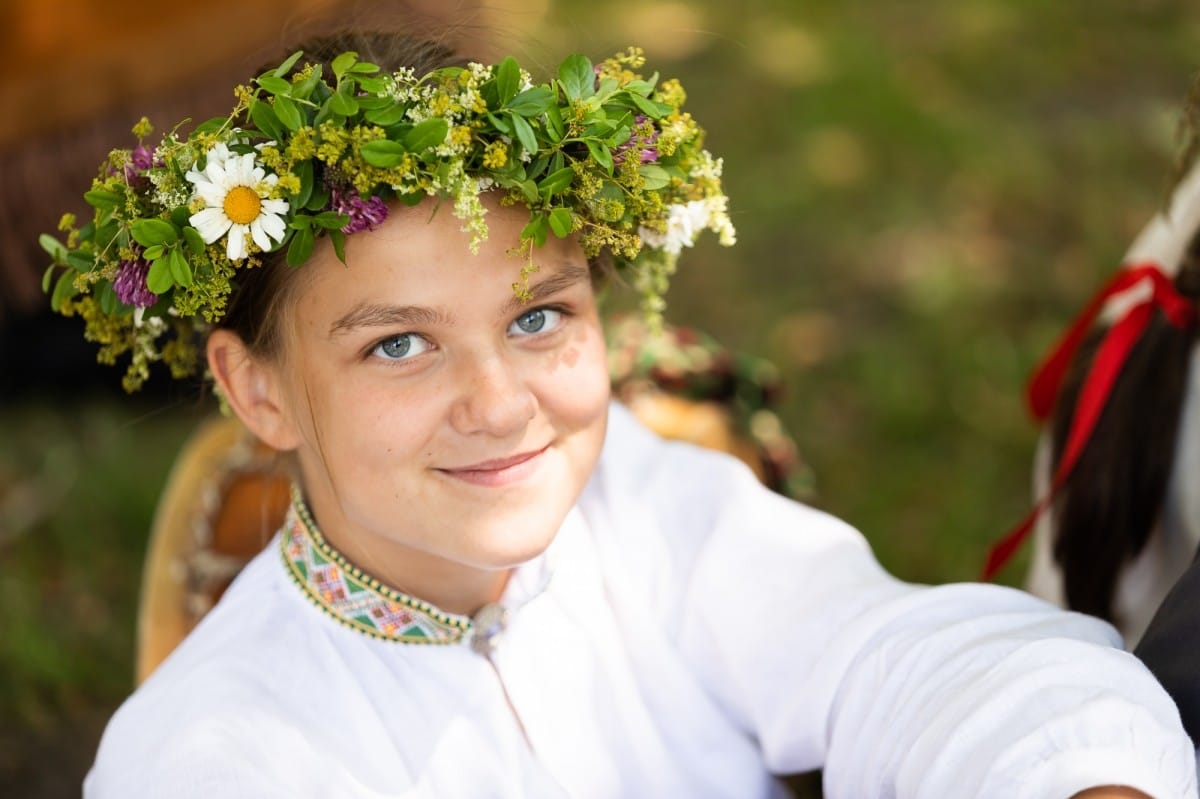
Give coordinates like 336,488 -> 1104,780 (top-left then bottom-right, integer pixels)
600,406 -> 1197,798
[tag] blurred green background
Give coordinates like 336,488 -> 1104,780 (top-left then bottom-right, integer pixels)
3,0 -> 1200,795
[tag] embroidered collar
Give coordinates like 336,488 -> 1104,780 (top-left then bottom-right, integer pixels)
280,487 -> 472,645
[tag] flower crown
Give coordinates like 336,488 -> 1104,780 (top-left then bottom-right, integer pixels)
41,46 -> 735,391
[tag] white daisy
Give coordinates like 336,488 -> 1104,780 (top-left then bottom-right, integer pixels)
185,143 -> 289,262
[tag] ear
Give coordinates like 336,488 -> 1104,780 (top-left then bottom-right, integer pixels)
207,329 -> 302,451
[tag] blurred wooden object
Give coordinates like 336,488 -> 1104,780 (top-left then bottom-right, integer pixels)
136,416 -> 290,682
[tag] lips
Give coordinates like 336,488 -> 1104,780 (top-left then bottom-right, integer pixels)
437,445 -> 549,486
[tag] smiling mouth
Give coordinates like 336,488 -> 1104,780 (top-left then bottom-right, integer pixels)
437,445 -> 550,486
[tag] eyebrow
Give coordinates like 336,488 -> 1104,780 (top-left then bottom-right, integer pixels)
499,262 -> 591,317
329,304 -> 452,337
329,263 -> 592,336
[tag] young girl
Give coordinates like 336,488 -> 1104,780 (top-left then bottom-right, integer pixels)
48,29 -> 1196,799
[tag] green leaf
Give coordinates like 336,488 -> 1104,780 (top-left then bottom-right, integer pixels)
97,282 -> 119,316
66,251 -> 93,272
38,234 -> 67,262
42,264 -> 56,293
250,100 -> 285,141
330,87 -> 359,116
638,164 -> 671,190
273,50 -> 304,77
594,77 -> 619,101
365,102 -> 407,127
289,214 -> 313,231
305,184 -> 330,212
349,61 -> 380,75
170,206 -> 191,228
548,207 -> 573,237
143,245 -> 165,260
558,54 -> 595,101
356,75 -> 387,95
294,159 -> 314,209
510,114 -> 537,155
314,211 -> 348,230
257,75 -> 292,95
50,270 -> 78,310
287,226 -> 315,266
486,112 -> 512,135
629,93 -> 672,118
521,213 -> 549,247
495,56 -> 520,105
167,248 -> 193,287
581,119 -> 617,140
518,179 -> 538,204
545,106 -> 565,142
146,257 -> 174,294
506,87 -> 554,117
537,166 -> 575,196
84,189 -> 121,210
193,116 -> 227,135
292,65 -> 324,99
360,139 -> 408,168
273,94 -> 303,132
183,226 -> 206,255
528,153 -> 550,177
403,117 -> 449,152
131,219 -> 179,247
585,139 -> 614,174
314,96 -> 335,128
331,51 -> 358,79
330,229 -> 347,264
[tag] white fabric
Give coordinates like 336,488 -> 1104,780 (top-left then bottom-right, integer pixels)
86,404 -> 1197,798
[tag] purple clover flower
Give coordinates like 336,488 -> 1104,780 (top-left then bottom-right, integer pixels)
123,145 -> 158,183
331,186 -> 389,234
113,252 -> 157,308
614,115 -> 660,168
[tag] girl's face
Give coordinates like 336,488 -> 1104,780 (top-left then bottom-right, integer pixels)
262,194 -> 610,611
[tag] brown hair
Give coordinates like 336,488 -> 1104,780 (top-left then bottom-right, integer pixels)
1049,231 -> 1200,624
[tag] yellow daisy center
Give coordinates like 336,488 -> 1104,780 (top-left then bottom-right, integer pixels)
223,185 -> 262,225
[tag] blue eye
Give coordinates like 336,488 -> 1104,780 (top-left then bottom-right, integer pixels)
372,333 -> 431,361
509,308 -> 562,336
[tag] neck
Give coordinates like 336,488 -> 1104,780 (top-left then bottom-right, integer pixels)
298,490 -> 513,617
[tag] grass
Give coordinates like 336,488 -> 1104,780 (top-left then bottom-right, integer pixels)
5,1 -> 1200,795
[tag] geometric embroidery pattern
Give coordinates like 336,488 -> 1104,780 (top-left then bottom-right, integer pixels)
279,486 -> 471,645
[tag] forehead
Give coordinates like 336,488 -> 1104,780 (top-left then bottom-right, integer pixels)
290,196 -> 590,321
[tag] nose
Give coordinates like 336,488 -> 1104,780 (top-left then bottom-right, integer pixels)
448,351 -> 537,437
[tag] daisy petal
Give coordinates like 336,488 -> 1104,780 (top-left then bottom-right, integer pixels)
257,212 -> 287,243
225,225 -> 248,261
190,208 -> 232,242
249,220 -> 272,253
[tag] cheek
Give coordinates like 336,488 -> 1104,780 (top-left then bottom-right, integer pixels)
542,330 -> 611,425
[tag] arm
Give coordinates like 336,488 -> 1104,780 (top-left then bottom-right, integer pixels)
600,407 -> 1195,798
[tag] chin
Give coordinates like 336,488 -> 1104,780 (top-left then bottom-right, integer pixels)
467,508 -> 569,568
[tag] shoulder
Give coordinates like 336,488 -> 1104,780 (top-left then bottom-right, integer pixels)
86,546 -> 342,796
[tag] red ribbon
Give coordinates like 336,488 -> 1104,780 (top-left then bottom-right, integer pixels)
982,263 -> 1196,580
